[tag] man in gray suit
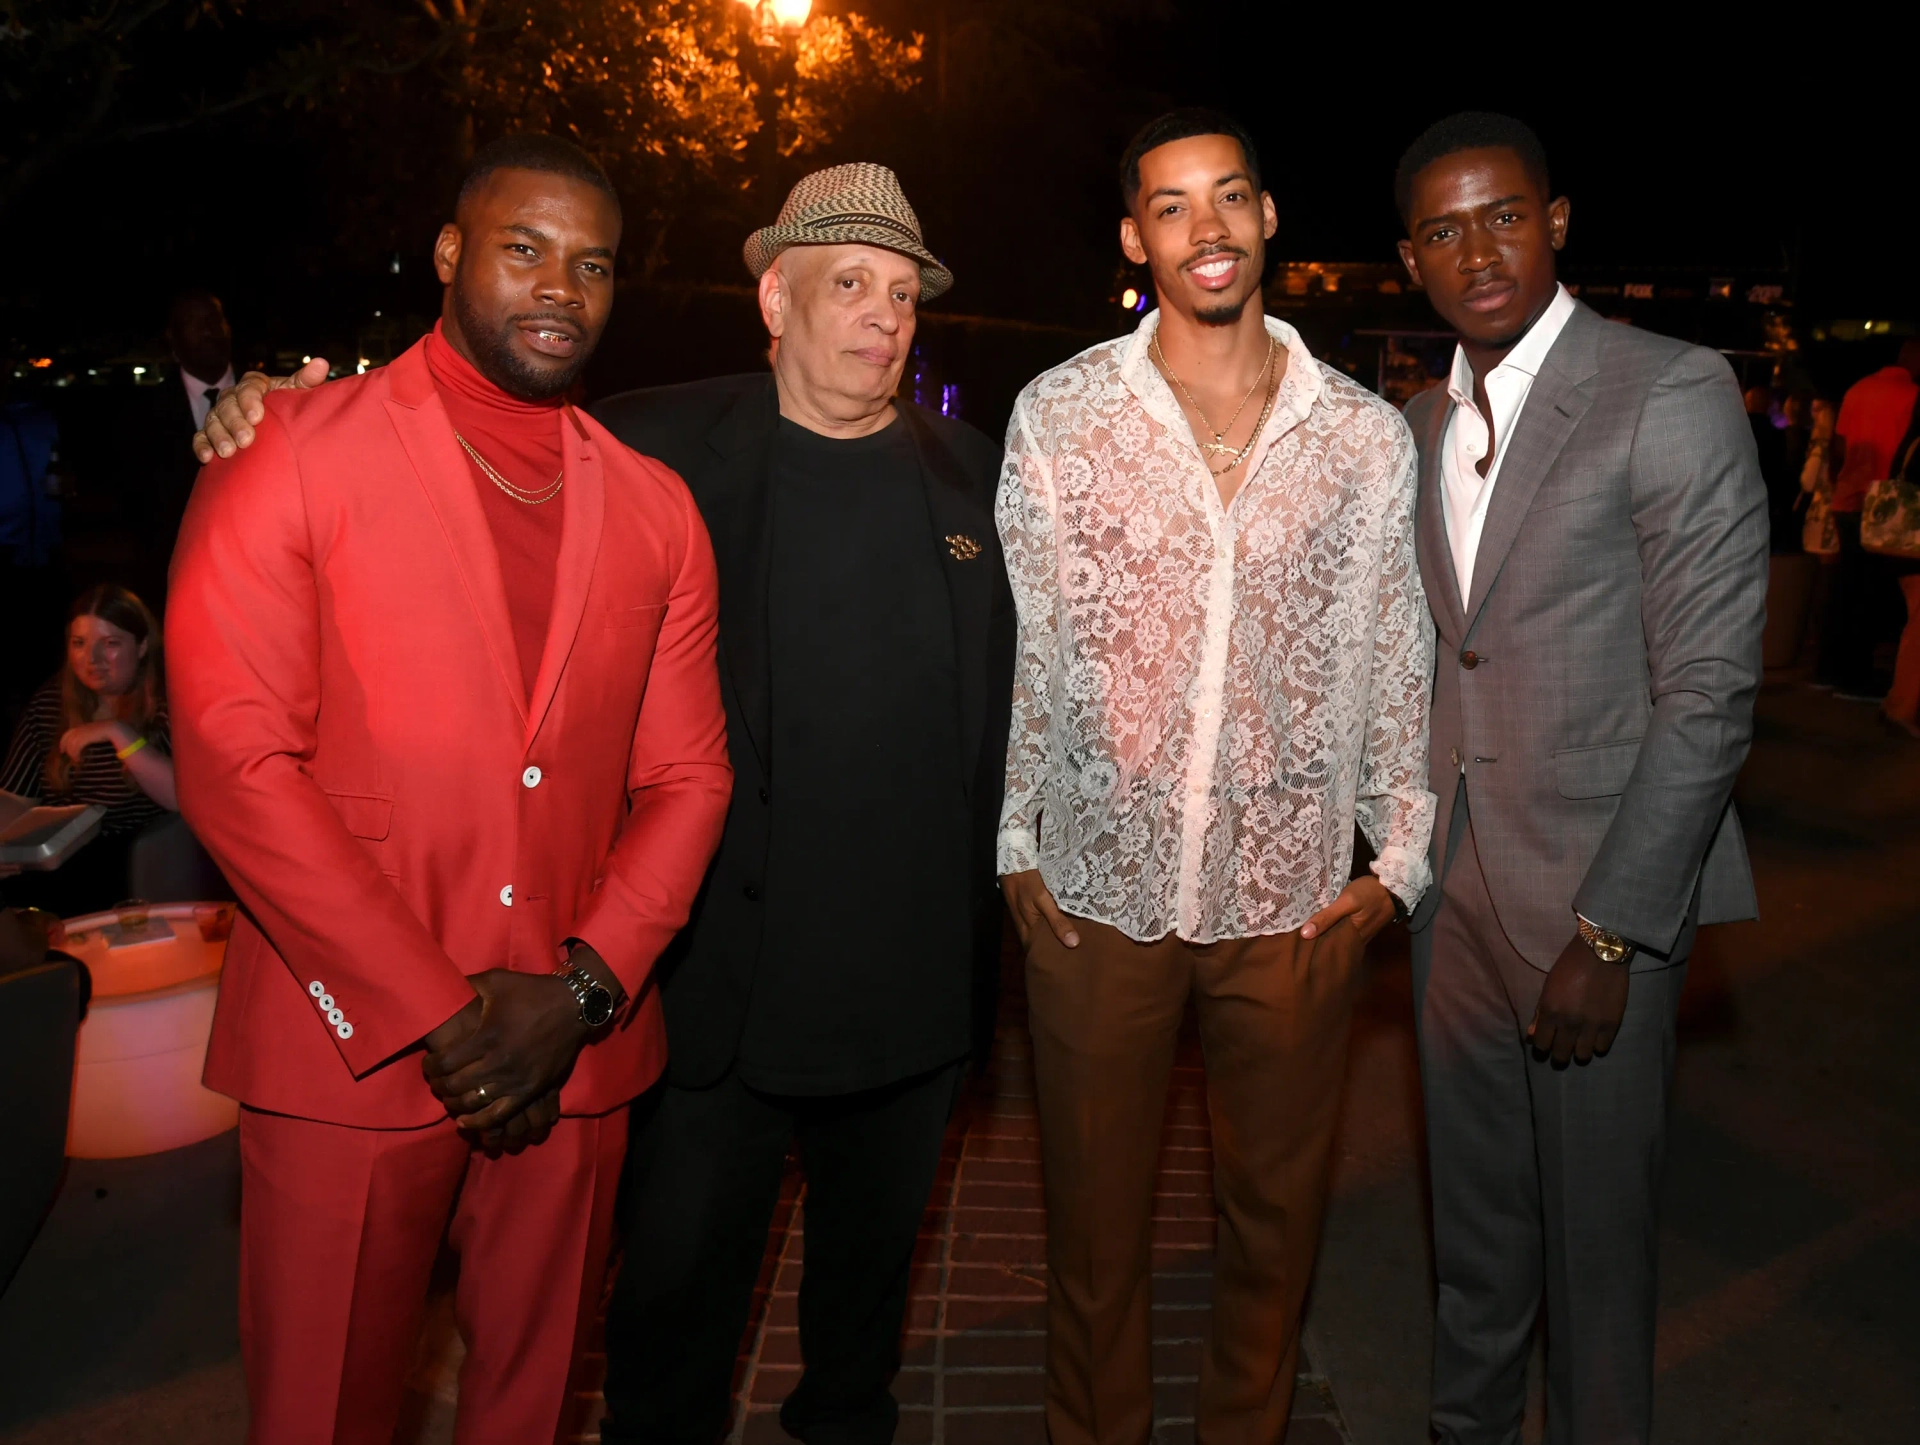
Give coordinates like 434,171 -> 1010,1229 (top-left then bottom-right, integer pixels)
1393,112 -> 1768,1444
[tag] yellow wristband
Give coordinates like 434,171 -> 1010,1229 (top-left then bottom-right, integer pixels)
115,735 -> 148,762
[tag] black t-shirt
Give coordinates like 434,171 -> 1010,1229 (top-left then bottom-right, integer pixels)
737,416 -> 973,1094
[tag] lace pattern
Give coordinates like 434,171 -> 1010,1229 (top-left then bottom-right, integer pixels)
995,311 -> 1435,943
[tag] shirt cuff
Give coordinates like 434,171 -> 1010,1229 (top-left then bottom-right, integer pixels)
996,827 -> 1040,878
1369,845 -> 1431,916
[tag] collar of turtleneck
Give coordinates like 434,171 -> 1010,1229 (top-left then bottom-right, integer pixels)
422,320 -> 564,423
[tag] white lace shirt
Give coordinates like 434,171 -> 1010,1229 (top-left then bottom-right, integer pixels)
995,311 -> 1436,943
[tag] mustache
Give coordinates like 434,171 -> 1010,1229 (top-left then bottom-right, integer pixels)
506,311 -> 583,340
1182,243 -> 1251,270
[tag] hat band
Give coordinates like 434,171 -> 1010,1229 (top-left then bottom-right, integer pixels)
797,212 -> 925,248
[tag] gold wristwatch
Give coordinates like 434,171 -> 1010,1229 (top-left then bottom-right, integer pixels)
1575,914 -> 1635,965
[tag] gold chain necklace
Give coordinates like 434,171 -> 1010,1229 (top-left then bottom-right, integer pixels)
1152,332 -> 1277,473
454,430 -> 563,506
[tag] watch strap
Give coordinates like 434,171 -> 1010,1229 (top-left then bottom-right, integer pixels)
555,962 -> 616,1028
1575,913 -> 1635,964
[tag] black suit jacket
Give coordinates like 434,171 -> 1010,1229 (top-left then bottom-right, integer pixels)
592,375 -> 1015,1089
113,369 -> 212,606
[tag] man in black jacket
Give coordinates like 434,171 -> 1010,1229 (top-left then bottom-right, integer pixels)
590,164 -> 1012,1445
194,159 -> 1011,1445
116,290 -> 237,609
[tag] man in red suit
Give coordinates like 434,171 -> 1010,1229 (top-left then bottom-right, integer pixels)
165,135 -> 732,1445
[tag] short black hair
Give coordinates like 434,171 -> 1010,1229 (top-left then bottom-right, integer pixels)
456,133 -> 622,222
1393,112 -> 1551,225
1119,108 -> 1263,211
165,287 -> 223,322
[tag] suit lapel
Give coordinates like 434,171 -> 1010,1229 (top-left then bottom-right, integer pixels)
525,404 -> 604,749
383,345 -> 527,729
901,405 -> 995,802
1461,305 -> 1602,628
1410,392 -> 1465,640
700,378 -> 779,775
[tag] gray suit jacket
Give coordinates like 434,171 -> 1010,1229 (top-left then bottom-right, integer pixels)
1405,301 -> 1767,968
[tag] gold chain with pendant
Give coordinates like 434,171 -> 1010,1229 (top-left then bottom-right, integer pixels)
454,430 -> 564,505
1152,331 -> 1278,476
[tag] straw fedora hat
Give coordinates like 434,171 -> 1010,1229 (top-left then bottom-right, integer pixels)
743,162 -> 953,301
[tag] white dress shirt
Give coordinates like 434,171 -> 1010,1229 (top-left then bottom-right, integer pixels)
996,310 -> 1436,942
182,365 -> 236,433
1439,284 -> 1576,604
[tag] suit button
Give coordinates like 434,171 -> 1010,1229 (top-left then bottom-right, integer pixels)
337,1021 -> 354,1040
758,787 -> 770,805
499,884 -> 514,907
318,993 -> 335,1012
742,883 -> 761,902
522,766 -> 543,788
1460,650 -> 1480,669
308,980 -> 325,998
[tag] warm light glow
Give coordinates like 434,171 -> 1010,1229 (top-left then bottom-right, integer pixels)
736,0 -> 812,27
1121,288 -> 1139,310
28,356 -> 50,368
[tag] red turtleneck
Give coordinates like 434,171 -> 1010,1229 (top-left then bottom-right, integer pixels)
424,323 -> 566,701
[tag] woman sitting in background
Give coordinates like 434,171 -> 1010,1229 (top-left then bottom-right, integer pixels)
0,585 -> 177,915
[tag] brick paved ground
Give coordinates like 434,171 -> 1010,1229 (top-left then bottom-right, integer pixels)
691,954 -> 1354,1445
326,951 -> 1357,1445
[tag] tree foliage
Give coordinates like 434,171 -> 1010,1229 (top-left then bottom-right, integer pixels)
1,3 -> 921,248
440,1 -> 921,169
415,0 -> 923,270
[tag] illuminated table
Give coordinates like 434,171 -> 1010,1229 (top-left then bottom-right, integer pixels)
60,903 -> 239,1159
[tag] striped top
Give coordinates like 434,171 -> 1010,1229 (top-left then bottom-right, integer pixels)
1,677 -> 171,836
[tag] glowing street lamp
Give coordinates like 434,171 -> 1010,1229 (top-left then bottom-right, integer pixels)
734,0 -> 813,30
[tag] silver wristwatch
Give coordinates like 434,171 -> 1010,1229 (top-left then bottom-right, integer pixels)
556,962 -> 616,1029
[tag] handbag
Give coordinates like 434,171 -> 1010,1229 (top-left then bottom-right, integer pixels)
1799,433 -> 1839,557
1802,488 -> 1839,557
1802,478 -> 1839,557
1860,439 -> 1920,561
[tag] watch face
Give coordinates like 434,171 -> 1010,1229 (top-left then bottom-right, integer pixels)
581,985 -> 616,1029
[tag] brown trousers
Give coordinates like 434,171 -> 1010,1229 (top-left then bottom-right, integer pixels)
1025,914 -> 1366,1445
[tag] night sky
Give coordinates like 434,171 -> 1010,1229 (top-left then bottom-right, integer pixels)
6,6 -> 1906,365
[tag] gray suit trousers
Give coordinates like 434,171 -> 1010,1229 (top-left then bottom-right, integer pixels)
1412,785 -> 1684,1445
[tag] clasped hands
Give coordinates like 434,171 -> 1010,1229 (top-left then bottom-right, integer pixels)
419,946 -> 621,1154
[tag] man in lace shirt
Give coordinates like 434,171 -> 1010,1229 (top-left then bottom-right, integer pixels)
997,109 -> 1435,1445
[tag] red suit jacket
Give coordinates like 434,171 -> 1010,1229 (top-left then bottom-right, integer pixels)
167,340 -> 731,1128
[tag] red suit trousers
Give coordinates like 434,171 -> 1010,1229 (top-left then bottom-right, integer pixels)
237,1104 -> 627,1445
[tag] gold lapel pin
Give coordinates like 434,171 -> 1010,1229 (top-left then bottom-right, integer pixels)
946,533 -> 982,561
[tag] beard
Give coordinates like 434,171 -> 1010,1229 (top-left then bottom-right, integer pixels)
1178,243 -> 1258,327
451,288 -> 594,400
1194,295 -> 1252,327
